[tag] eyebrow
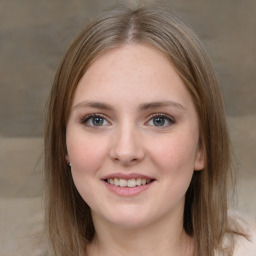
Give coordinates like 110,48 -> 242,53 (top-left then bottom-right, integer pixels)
73,100 -> 185,112
138,101 -> 185,111
73,101 -> 114,111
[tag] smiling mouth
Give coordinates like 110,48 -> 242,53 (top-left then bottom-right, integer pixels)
104,178 -> 155,188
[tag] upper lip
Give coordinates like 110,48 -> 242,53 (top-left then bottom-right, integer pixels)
101,172 -> 155,180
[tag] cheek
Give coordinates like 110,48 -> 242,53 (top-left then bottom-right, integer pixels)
66,135 -> 110,206
150,132 -> 198,176
66,134 -> 109,174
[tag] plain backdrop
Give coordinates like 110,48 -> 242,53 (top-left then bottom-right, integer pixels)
0,1 -> 255,255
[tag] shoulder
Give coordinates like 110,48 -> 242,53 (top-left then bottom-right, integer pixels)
232,212 -> 256,256
233,231 -> 256,256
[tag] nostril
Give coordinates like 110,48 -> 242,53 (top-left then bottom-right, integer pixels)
112,156 -> 139,166
109,142 -> 145,165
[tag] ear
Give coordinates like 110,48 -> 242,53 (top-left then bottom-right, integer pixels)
65,154 -> 70,164
194,146 -> 205,171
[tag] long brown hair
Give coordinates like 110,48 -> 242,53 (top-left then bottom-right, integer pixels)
44,4 -> 245,256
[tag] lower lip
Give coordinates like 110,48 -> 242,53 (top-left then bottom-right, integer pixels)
103,181 -> 155,196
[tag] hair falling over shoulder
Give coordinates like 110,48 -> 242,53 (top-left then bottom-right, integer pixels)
44,3 -> 248,256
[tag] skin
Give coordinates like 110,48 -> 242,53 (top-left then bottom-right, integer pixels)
66,44 -> 205,256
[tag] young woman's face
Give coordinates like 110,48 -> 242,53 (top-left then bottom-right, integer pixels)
66,44 -> 204,229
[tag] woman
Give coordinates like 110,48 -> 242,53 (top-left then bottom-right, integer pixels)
44,4 -> 254,256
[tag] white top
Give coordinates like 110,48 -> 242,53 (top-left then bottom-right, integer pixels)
214,211 -> 256,256
233,226 -> 256,256
232,211 -> 256,256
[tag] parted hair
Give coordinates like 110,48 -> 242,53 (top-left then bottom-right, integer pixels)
44,4 -> 245,256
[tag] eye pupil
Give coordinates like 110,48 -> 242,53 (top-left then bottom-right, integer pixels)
153,117 -> 165,126
92,117 -> 104,126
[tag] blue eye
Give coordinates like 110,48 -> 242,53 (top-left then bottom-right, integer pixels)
81,114 -> 110,127
147,114 -> 175,127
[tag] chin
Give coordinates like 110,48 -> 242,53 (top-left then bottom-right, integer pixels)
102,208 -> 157,229
110,217 -> 150,229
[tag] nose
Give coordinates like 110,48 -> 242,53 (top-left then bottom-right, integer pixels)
109,124 -> 145,166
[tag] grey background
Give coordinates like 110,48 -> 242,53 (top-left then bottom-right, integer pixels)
0,1 -> 255,255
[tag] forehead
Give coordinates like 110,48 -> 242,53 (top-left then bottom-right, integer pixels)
72,44 -> 194,112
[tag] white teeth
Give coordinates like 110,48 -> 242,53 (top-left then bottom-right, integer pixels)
114,178 -> 119,186
128,179 -> 136,188
119,179 -> 128,187
136,178 -> 142,186
107,178 -> 152,187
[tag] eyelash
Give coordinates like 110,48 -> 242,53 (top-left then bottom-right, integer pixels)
80,113 -> 175,128
146,113 -> 175,127
80,113 -> 110,127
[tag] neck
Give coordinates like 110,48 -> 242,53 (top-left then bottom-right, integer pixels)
86,209 -> 194,256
